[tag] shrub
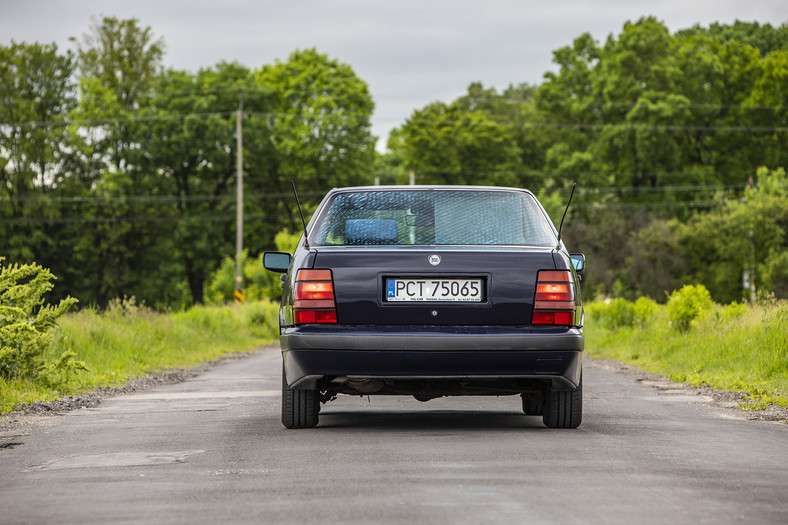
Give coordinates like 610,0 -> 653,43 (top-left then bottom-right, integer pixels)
633,297 -> 658,327
718,301 -> 748,321
587,295 -> 659,331
204,250 -> 281,304
667,284 -> 713,332
0,258 -> 80,381
587,297 -> 635,330
205,229 -> 303,304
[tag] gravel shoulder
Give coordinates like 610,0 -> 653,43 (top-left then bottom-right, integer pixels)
588,358 -> 788,424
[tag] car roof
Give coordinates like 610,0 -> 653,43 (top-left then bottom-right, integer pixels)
326,185 -> 537,196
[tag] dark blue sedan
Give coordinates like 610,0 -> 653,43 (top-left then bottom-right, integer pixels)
264,186 -> 585,429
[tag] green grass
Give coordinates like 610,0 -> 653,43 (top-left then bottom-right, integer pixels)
0,300 -> 280,414
585,298 -> 788,409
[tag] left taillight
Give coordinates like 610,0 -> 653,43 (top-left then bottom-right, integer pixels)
293,269 -> 337,324
532,270 -> 577,326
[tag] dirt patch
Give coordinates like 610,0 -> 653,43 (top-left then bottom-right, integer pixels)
588,358 -> 788,424
0,349 -> 268,440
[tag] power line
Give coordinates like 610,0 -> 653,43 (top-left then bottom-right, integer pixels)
574,200 -> 725,210
1,108 -> 785,132
0,212 -> 288,225
399,118 -> 788,133
1,188 -> 753,224
5,91 -> 783,110
0,183 -> 749,205
0,190 -> 327,204
0,199 -> 725,225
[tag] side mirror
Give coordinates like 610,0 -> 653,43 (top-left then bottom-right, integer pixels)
263,252 -> 292,273
569,253 -> 585,273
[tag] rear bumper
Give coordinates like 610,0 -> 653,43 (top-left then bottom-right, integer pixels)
281,325 -> 583,391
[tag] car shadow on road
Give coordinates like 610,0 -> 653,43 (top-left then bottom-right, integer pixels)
315,410 -> 549,431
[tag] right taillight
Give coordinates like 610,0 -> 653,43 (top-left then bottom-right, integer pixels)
532,270 -> 576,326
293,269 -> 337,324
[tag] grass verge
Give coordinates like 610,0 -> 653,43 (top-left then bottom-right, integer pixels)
0,300 -> 280,414
585,297 -> 788,409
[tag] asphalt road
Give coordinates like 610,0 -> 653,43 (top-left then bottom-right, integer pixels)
1,346 -> 786,525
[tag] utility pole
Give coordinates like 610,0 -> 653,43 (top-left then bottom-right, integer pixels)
234,89 -> 244,303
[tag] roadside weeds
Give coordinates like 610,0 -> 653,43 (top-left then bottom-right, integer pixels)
588,358 -> 788,424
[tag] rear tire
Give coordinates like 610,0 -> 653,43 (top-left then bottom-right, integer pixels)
281,367 -> 319,429
542,376 -> 582,429
521,394 -> 544,415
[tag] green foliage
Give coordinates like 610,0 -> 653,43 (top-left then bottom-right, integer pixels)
0,301 -> 278,413
667,284 -> 713,332
2,16 -> 787,313
400,83 -> 524,186
374,128 -> 410,184
0,258 -> 78,380
676,20 -> 788,57
534,16 -> 775,193
123,63 -> 261,304
205,229 -> 302,304
633,297 -> 658,325
274,229 -> 301,254
576,167 -> 788,303
586,296 -> 788,409
676,167 -> 787,303
74,16 -> 165,178
0,41 -> 77,266
391,18 -> 786,305
586,296 -> 658,330
536,190 -> 571,226
205,250 -> 279,304
254,48 -> 376,191
76,17 -> 164,110
37,349 -> 89,389
586,298 -> 636,330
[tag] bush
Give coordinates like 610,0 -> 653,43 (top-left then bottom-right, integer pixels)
0,258 -> 80,381
633,297 -> 658,326
204,250 -> 281,304
667,284 -> 713,332
205,229 -> 303,304
586,295 -> 659,331
587,298 -> 634,330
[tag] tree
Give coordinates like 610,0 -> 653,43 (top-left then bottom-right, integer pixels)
248,48 -> 377,249
534,17 -> 780,212
124,63 -> 264,305
0,41 -> 77,266
62,17 -> 180,306
745,50 -> 788,170
74,16 -> 164,172
676,20 -> 788,57
400,83 -> 521,186
254,48 -> 375,192
373,127 -> 410,185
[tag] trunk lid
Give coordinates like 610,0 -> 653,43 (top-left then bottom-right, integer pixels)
313,246 -> 557,326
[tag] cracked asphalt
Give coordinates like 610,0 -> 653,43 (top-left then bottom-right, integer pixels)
1,345 -> 786,524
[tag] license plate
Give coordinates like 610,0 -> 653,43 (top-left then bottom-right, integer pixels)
386,278 -> 483,302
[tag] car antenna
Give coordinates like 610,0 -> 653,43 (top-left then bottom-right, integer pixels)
291,180 -> 310,250
556,182 -> 576,249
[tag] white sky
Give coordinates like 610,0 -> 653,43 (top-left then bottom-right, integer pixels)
1,0 -> 786,150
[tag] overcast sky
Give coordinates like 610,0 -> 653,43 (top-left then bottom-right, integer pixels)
2,0 -> 786,150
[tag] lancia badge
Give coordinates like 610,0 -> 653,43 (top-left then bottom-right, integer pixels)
428,254 -> 442,266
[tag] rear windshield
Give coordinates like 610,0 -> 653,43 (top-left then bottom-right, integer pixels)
310,189 -> 556,247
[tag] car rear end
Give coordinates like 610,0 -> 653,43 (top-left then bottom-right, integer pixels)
265,186 -> 584,428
